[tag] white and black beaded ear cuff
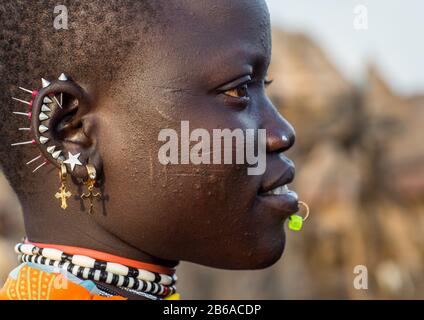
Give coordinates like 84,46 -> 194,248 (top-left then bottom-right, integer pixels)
11,74 -> 83,174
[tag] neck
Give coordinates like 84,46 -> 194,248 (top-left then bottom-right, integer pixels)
21,172 -> 180,271
21,228 -> 178,300
24,206 -> 179,271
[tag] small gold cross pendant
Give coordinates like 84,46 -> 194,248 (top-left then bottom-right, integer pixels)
55,184 -> 72,210
81,182 -> 101,214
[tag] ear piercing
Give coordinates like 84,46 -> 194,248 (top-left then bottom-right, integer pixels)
12,111 -> 32,118
39,112 -> 49,121
18,87 -> 39,97
44,96 -> 53,103
11,75 -> 101,213
12,97 -> 33,107
39,125 -> 48,133
42,77 -> 63,108
32,160 -> 49,173
81,164 -> 101,214
41,104 -> 51,112
11,74 -> 70,173
41,78 -> 50,88
11,140 -> 36,146
63,152 -> 82,172
58,73 -> 68,106
55,164 -> 72,210
58,73 -> 68,81
26,155 -> 42,165
288,201 -> 310,231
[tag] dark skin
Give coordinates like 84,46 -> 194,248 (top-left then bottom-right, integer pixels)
13,0 -> 297,298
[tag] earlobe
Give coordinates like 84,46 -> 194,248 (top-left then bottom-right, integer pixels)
11,74 -> 102,180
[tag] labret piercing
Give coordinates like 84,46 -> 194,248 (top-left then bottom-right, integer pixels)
288,201 -> 310,231
11,73 -> 70,173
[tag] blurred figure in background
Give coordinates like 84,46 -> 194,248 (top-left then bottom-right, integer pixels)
178,27 -> 424,299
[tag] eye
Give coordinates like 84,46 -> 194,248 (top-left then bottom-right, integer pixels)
224,83 -> 249,98
217,75 -> 252,109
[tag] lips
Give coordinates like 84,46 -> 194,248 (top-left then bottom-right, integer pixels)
257,159 -> 299,219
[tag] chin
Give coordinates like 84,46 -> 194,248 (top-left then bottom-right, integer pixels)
247,231 -> 286,270
206,229 -> 286,270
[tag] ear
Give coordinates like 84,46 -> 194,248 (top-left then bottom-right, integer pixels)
30,75 -> 102,180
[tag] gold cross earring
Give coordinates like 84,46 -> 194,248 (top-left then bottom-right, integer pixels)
55,164 -> 72,210
81,164 -> 101,214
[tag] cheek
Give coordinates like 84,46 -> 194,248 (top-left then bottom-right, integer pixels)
149,164 -> 258,235
144,164 -> 285,267
96,96 -> 285,267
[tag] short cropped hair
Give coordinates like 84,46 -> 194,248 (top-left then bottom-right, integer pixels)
0,0 -> 161,191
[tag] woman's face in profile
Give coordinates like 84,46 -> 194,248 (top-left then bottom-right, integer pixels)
93,0 -> 297,269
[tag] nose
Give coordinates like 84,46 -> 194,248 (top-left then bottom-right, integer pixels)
263,105 -> 295,153
266,128 -> 294,153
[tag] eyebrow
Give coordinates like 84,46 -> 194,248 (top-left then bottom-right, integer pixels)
205,45 -> 269,86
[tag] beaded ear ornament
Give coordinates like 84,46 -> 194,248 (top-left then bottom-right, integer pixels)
10,73 -> 83,174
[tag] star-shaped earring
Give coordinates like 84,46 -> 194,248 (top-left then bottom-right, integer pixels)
64,152 -> 82,172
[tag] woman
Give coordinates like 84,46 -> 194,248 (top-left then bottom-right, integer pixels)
0,0 -> 305,300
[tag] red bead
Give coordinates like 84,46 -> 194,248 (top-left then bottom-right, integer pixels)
27,112 -> 32,119
31,139 -> 37,145
31,90 -> 38,98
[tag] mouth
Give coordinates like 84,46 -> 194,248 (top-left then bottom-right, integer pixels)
257,165 -> 299,219
262,184 -> 292,196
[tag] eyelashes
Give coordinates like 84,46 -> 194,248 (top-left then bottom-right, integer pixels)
264,78 -> 274,87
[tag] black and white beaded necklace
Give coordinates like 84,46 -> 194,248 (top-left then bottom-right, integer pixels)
15,243 -> 177,300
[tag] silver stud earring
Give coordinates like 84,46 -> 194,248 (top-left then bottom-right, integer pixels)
63,152 -> 83,172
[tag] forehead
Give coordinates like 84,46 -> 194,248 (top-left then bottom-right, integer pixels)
137,0 -> 271,85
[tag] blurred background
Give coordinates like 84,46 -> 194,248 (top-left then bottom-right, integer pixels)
1,0 -> 423,299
